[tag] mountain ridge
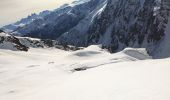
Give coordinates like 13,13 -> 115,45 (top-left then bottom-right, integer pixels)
1,0 -> 170,58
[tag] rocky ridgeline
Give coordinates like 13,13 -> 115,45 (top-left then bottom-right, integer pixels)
0,30 -> 82,51
0,30 -> 29,51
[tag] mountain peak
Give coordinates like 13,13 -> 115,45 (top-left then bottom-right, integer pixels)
2,0 -> 170,58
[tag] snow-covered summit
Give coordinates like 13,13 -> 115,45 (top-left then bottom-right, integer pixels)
1,0 -> 102,39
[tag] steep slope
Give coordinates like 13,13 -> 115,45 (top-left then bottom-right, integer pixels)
87,0 -> 170,57
58,0 -> 107,46
60,0 -> 170,58
153,16 -> 170,58
1,0 -> 103,40
1,0 -> 170,58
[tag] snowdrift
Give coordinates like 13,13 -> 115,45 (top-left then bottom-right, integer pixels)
0,45 -> 167,100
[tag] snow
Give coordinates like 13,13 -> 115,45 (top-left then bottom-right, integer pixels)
91,0 -> 107,22
0,32 -> 10,37
0,45 -> 170,100
0,42 -> 18,51
58,0 -> 108,46
69,0 -> 91,7
122,48 -> 152,60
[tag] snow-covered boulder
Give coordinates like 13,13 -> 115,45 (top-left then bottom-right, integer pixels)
0,31 -> 29,51
121,48 -> 152,60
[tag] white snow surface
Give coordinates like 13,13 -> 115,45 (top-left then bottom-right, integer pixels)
0,32 -> 10,37
0,45 -> 170,100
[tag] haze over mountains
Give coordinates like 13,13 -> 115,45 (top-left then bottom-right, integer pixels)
0,0 -> 74,27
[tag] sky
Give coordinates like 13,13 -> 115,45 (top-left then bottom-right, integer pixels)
0,0 -> 74,27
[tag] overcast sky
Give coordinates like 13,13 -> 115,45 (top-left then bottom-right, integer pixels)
0,0 -> 74,27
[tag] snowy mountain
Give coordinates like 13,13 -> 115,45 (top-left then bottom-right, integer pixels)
1,0 -> 103,39
2,10 -> 51,34
1,0 -> 170,58
0,0 -> 170,99
86,0 -> 170,56
60,0 -> 170,58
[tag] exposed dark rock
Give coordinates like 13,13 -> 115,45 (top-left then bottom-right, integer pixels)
0,35 -> 29,51
0,29 -> 4,33
85,0 -> 170,54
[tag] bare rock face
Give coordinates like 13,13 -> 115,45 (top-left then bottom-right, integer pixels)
0,29 -> 3,33
57,0 -> 170,58
86,0 -> 170,53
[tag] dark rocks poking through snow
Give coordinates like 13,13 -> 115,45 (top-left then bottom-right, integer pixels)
0,34 -> 29,51
0,29 -> 4,33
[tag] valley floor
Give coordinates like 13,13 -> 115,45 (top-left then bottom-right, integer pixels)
0,45 -> 170,100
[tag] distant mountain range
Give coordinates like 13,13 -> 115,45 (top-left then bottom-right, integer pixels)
1,0 -> 170,58
0,30 -> 82,51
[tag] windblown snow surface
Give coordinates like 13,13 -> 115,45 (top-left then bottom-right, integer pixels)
0,45 -> 170,100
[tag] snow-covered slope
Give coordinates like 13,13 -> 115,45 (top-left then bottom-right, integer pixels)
58,0 -> 107,45
0,45 -> 169,100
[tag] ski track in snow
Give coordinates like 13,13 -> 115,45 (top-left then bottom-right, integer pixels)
0,45 -> 170,100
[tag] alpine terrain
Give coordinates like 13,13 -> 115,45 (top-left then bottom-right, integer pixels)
0,0 -> 170,100
2,0 -> 170,58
